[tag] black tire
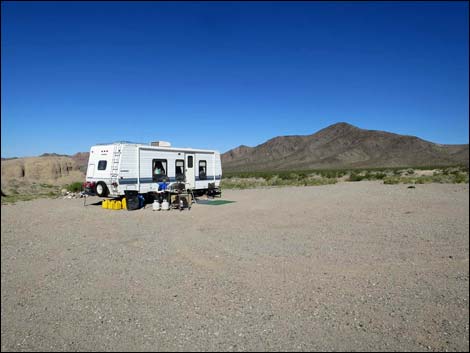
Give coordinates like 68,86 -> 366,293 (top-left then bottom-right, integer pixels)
95,181 -> 109,197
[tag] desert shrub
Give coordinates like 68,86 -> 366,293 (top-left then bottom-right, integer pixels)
278,173 -> 296,180
348,172 -> 365,182
415,177 -> 427,184
393,169 -> 402,176
303,178 -> 337,186
373,172 -> 387,180
1,194 -> 40,204
383,177 -> 400,184
318,170 -> 339,179
453,173 -> 468,184
364,171 -> 376,180
441,168 -> 450,175
66,182 -> 83,193
405,168 -> 415,175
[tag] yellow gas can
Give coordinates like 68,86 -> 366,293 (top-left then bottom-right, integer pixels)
108,200 -> 115,210
121,197 -> 127,210
115,200 -> 121,210
102,199 -> 108,209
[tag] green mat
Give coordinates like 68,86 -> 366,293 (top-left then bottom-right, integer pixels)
196,199 -> 236,205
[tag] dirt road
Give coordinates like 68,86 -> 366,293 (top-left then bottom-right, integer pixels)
1,182 -> 469,351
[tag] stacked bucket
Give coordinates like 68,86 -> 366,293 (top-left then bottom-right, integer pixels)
102,198 -> 127,210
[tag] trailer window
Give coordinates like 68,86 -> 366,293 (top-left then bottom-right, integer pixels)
175,160 -> 185,181
98,160 -> 107,170
188,156 -> 193,168
199,160 -> 207,180
152,159 -> 167,182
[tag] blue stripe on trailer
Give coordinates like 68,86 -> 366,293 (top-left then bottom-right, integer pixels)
119,176 -> 221,184
119,177 -> 178,184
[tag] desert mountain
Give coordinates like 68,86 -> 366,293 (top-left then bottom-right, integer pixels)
70,152 -> 90,173
1,156 -> 84,194
222,123 -> 469,172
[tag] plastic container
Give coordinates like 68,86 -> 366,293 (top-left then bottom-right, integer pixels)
152,200 -> 160,211
125,190 -> 140,211
114,200 -> 121,210
121,197 -> 127,210
102,199 -> 108,209
161,199 -> 169,211
138,194 -> 145,208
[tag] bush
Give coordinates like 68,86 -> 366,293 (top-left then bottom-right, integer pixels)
66,182 -> 83,193
374,172 -> 387,180
383,177 -> 400,184
303,178 -> 337,186
454,173 -> 468,184
393,169 -> 402,176
348,173 -> 365,182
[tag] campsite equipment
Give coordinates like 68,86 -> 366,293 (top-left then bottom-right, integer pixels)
152,200 -> 161,211
125,190 -> 140,211
121,197 -> 127,209
114,200 -> 122,210
102,199 -> 109,209
138,194 -> 145,208
161,199 -> 170,211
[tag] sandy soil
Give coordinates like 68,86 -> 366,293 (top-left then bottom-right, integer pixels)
1,181 -> 469,351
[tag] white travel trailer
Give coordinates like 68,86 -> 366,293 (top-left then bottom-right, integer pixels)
84,141 -> 222,198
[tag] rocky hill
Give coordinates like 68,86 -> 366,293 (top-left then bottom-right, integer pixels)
1,156 -> 84,195
222,123 -> 469,172
70,152 -> 90,173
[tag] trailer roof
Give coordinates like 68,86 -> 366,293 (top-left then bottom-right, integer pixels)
92,142 -> 219,154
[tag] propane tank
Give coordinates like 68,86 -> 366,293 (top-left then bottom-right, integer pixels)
161,199 -> 169,211
152,200 -> 161,211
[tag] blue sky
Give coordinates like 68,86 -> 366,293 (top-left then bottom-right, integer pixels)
1,1 -> 468,157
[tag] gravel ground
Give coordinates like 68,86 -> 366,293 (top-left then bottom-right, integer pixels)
1,181 -> 469,352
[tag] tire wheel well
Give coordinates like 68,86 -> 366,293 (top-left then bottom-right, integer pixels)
95,181 -> 109,197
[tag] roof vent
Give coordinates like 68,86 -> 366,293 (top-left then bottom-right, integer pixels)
150,141 -> 171,147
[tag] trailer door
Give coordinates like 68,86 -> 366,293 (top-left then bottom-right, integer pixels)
185,154 -> 195,189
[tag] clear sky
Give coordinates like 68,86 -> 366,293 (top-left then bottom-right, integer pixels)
1,1 -> 468,157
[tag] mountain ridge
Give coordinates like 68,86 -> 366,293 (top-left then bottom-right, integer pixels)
222,122 -> 469,171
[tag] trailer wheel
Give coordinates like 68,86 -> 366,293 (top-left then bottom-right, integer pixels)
95,182 -> 109,197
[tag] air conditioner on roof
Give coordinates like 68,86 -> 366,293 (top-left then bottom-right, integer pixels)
150,141 -> 171,147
